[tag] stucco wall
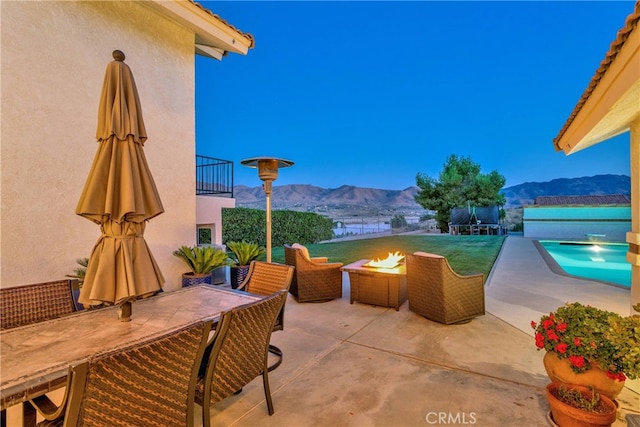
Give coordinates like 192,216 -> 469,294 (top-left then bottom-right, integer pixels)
1,1 -> 197,290
196,195 -> 236,245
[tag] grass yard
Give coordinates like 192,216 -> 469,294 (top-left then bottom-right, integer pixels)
271,235 -> 507,279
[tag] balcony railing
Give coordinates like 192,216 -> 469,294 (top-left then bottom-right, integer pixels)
196,155 -> 233,197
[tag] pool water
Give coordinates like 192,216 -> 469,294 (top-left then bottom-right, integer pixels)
538,240 -> 631,288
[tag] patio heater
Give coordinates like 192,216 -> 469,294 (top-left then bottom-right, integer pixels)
240,157 -> 294,262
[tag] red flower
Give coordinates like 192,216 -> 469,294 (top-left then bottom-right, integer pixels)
606,371 -> 626,381
546,330 -> 559,341
556,322 -> 567,332
535,333 -> 545,348
542,319 -> 555,329
555,343 -> 568,354
531,321 -> 537,329
573,337 -> 581,346
569,355 -> 585,368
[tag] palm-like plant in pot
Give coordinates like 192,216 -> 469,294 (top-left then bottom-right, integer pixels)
226,241 -> 266,289
173,245 -> 232,287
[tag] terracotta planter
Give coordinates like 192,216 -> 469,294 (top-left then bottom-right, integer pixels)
543,352 -> 625,400
546,383 -> 617,427
230,265 -> 250,289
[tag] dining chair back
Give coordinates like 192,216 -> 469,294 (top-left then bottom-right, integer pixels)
237,260 -> 294,331
0,279 -> 77,330
195,290 -> 288,426
30,320 -> 212,427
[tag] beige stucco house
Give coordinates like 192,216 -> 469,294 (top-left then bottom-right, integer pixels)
1,1 -> 253,291
553,1 -> 640,312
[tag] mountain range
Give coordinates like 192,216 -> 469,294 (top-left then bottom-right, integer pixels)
234,174 -> 630,214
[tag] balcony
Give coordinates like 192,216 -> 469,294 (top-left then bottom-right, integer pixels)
196,155 -> 233,197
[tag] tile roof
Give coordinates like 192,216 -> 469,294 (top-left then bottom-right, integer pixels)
189,0 -> 255,49
553,1 -> 640,148
533,194 -> 631,206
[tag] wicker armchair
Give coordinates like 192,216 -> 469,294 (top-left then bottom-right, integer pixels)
30,320 -> 212,427
405,252 -> 485,324
0,279 -> 78,331
284,244 -> 343,302
237,261 -> 294,371
195,291 -> 288,426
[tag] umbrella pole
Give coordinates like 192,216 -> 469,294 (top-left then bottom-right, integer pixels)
118,301 -> 132,322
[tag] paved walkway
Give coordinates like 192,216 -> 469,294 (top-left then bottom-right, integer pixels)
202,236 -> 638,427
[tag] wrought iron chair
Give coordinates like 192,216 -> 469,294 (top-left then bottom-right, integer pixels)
195,291 -> 288,426
30,320 -> 212,427
405,252 -> 485,324
284,244 -> 343,302
236,261 -> 294,371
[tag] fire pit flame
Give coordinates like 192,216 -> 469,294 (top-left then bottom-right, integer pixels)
364,251 -> 405,269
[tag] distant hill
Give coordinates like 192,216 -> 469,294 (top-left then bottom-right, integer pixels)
234,184 -> 425,216
233,174 -> 631,214
501,174 -> 630,208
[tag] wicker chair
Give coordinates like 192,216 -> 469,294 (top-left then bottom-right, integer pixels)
237,261 -> 294,371
283,244 -> 343,302
30,320 -> 212,427
0,280 -> 80,426
195,290 -> 288,426
405,252 -> 485,324
0,279 -> 78,330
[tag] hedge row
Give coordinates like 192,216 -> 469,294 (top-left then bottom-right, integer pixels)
222,207 -> 334,246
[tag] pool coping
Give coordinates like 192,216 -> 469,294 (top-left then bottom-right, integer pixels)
533,239 -> 629,290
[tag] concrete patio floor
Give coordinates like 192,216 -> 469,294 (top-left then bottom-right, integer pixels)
200,236 -> 639,427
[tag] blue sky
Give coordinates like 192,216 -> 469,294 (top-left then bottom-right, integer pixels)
195,1 -> 633,190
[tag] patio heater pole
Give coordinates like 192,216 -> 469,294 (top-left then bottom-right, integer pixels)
241,157 -> 294,263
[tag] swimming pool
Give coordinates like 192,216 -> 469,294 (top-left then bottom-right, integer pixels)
537,240 -> 631,288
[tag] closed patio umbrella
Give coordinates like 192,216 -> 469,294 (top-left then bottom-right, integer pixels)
76,50 -> 164,321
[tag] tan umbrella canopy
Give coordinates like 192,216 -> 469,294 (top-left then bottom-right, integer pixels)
76,50 -> 164,321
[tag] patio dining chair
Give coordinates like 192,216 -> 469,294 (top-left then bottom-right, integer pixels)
195,290 -> 288,426
405,252 -> 485,324
1,279 -> 80,427
284,243 -> 343,302
0,279 -> 78,331
30,320 -> 212,427
236,260 -> 294,371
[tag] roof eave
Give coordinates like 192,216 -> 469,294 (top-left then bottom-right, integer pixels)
553,3 -> 640,155
141,0 -> 254,60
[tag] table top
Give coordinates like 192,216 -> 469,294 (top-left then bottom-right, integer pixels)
0,285 -> 261,410
342,259 -> 406,275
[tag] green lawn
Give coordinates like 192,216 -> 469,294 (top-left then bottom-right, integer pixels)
271,235 -> 506,279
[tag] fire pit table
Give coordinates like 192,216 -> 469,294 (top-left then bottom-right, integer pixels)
342,259 -> 407,311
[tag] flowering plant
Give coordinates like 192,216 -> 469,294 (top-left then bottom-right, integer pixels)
531,302 -> 640,381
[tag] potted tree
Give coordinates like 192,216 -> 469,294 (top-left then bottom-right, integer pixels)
226,241 -> 266,289
546,383 -> 617,427
173,245 -> 232,287
531,302 -> 640,399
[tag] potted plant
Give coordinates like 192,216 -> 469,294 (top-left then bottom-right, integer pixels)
66,257 -> 89,310
226,241 -> 266,289
546,383 -> 617,427
173,245 -> 232,287
531,302 -> 640,399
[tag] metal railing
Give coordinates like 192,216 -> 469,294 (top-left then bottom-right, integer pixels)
196,155 -> 233,197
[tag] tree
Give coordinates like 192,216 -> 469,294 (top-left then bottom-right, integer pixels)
414,155 -> 506,232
